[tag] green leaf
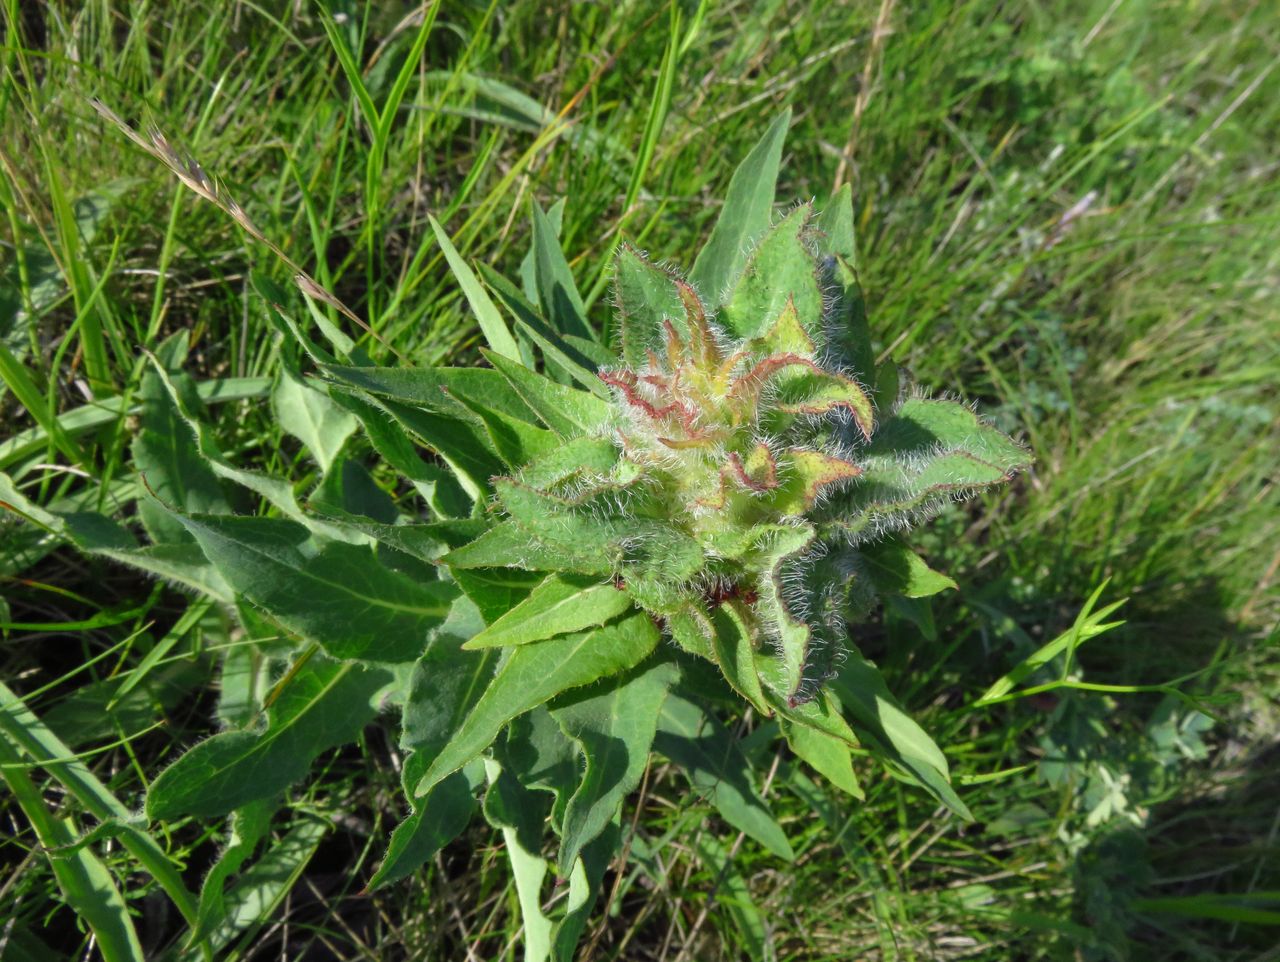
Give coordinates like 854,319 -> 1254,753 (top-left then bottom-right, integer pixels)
444,385 -> 560,468
521,198 -> 566,302
689,108 -> 790,304
131,332 -> 228,545
146,655 -> 388,820
271,367 -> 357,473
328,390 -> 473,516
780,703 -> 863,799
322,363 -> 546,434
443,519 -> 611,575
814,183 -> 876,384
709,601 -> 771,715
0,739 -> 146,962
861,539 -> 958,598
482,754 -> 620,962
368,762 -> 480,890
189,800 -> 275,946
0,472 -> 234,601
720,203 -> 823,343
483,757 -> 555,959
551,659 -> 678,870
429,213 -> 521,362
145,360 -> 305,522
415,611 -> 661,797
479,264 -> 613,397
552,827 -> 620,962
532,201 -> 594,341
483,349 -> 611,438
450,567 -> 546,624
654,692 -> 794,860
464,573 -> 634,649
830,654 -> 971,820
205,814 -> 328,955
614,244 -> 686,368
400,594 -> 496,762
308,458 -> 397,525
176,513 -> 456,662
496,479 -> 705,584
828,396 -> 1032,541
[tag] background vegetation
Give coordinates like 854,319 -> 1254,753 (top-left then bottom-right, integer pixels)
1,0 -> 1276,959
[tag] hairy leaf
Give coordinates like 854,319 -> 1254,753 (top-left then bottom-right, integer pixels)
861,539 -> 958,598
690,108 -> 791,304
176,514 -> 456,662
654,693 -> 794,860
464,573 -> 634,649
551,660 -> 677,870
272,367 -> 357,473
415,612 -> 661,797
147,655 -> 388,820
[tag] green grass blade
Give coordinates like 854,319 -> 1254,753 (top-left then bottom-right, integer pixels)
0,738 -> 145,962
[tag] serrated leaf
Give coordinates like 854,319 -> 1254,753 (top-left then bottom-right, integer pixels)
414,612 -> 660,797
496,479 -> 624,565
146,655 -> 388,820
484,349 -> 611,438
0,473 -> 235,601
666,600 -> 716,660
272,368 -> 357,473
861,539 -> 958,598
499,707 -> 580,828
445,386 -> 560,468
483,741 -> 622,962
551,659 -> 677,870
654,692 -> 794,860
450,567 -> 546,625
343,392 -> 503,501
176,514 -> 456,662
768,447 -> 862,515
614,244 -> 686,368
369,598 -> 490,888
145,360 -> 304,521
720,203 -> 824,343
322,363 -> 542,426
515,435 -> 621,490
309,457 -> 397,523
328,390 -> 473,516
690,108 -> 791,304
464,573 -> 633,649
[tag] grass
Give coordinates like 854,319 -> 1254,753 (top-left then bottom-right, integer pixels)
2,0 -> 1277,959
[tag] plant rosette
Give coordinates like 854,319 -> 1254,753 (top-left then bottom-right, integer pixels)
5,105 -> 1031,961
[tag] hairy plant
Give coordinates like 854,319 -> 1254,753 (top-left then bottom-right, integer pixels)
0,107 -> 1030,960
